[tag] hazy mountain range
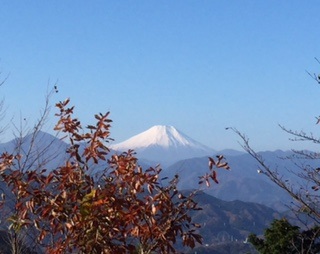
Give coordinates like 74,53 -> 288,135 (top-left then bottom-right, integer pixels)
0,126 -> 316,212
110,125 -> 318,211
0,126 -> 315,252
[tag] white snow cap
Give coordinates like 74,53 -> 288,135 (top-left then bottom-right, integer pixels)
111,125 -> 208,150
110,125 -> 214,165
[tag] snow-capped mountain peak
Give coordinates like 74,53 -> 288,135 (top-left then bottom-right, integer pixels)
111,125 -> 214,166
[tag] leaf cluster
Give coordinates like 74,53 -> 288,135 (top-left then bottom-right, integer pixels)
0,99 -> 229,254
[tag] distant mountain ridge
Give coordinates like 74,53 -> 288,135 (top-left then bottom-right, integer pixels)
0,129 -> 312,213
0,130 -> 299,253
111,125 -> 214,165
0,131 -> 69,171
109,125 -> 306,211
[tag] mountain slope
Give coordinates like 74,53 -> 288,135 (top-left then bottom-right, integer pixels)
178,191 -> 279,253
164,150 -> 320,211
111,125 -> 214,165
0,131 -> 69,171
191,191 -> 280,242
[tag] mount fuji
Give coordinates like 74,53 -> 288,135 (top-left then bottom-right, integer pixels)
110,125 -> 215,166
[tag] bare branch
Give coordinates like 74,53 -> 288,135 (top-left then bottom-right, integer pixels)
229,127 -> 320,224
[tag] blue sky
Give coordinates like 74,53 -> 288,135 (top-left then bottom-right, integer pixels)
0,1 -> 320,151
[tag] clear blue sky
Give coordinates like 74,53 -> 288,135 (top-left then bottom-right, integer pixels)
0,1 -> 320,151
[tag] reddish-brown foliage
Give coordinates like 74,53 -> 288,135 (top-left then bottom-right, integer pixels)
0,99 -> 229,254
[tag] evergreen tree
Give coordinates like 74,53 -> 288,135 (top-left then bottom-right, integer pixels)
249,218 -> 320,254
